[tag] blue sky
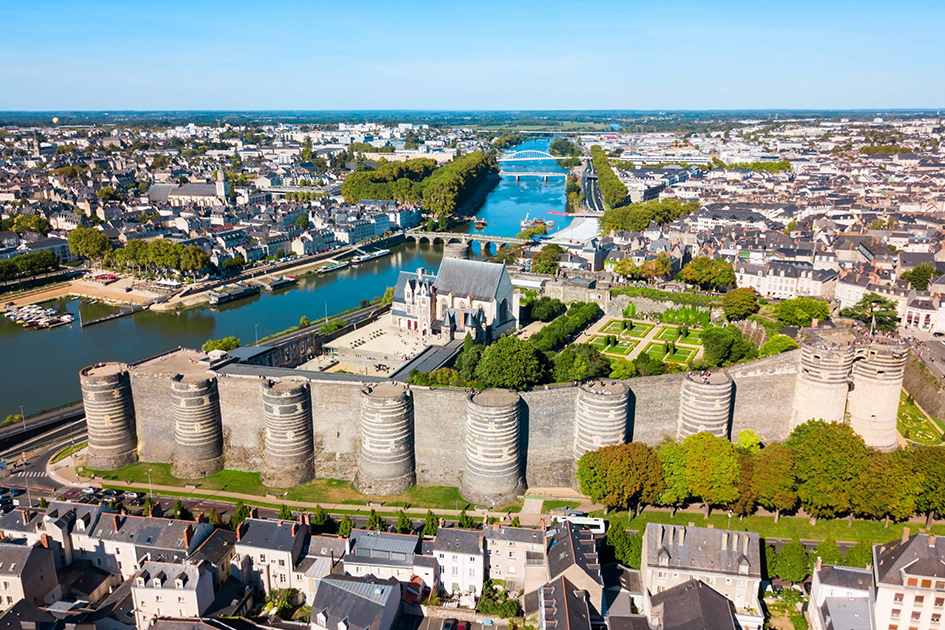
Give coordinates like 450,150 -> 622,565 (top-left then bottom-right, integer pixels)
1,0 -> 943,111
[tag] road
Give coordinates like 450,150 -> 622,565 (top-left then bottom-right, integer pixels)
905,328 -> 945,381
581,165 -> 605,214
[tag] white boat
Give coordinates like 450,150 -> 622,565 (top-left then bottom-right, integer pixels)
351,248 -> 391,264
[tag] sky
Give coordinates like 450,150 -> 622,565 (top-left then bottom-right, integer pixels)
0,0 -> 943,111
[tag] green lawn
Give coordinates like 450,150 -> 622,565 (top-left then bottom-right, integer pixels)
83,462 -> 520,512
656,326 -> 703,345
679,332 -> 702,346
588,335 -> 609,349
601,508 -> 945,544
644,342 -> 694,364
626,322 -> 654,338
898,393 -> 942,445
601,319 -> 653,338
603,339 -> 638,356
541,499 -> 583,514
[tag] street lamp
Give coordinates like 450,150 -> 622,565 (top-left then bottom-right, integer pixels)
147,468 -> 153,499
255,324 -> 259,346
19,406 -> 25,433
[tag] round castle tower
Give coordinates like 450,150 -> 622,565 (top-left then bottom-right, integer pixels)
80,363 -> 138,470
261,378 -> 314,487
791,341 -> 855,428
574,379 -> 631,458
676,371 -> 734,440
355,382 -> 416,495
171,374 -> 224,478
848,343 -> 907,451
461,389 -> 526,505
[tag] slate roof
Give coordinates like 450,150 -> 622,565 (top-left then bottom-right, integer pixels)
347,530 -> 421,568
547,521 -> 602,585
650,579 -> 736,630
0,599 -> 58,630
540,576 -> 592,630
94,514 -> 213,555
433,258 -> 510,302
874,533 -> 945,586
311,575 -> 400,630
434,528 -> 484,556
644,524 -> 761,579
818,597 -> 875,630
235,518 -> 304,552
816,565 -> 872,591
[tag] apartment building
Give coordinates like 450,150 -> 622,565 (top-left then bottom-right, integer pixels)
873,531 -> 945,630
131,562 -> 214,629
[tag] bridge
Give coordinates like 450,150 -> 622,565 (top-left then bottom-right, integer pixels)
499,171 -> 569,181
497,149 -> 589,162
406,231 -> 527,254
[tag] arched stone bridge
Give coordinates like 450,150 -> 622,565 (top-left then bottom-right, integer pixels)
406,231 -> 528,254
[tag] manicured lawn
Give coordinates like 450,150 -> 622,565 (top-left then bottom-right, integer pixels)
600,508 -> 945,544
603,339 -> 638,356
83,462 -> 520,512
600,319 -> 653,338
644,342 -> 695,364
588,335 -> 609,349
626,322 -> 654,338
541,499 -> 583,514
656,326 -> 702,345
601,319 -> 630,334
898,393 -> 942,445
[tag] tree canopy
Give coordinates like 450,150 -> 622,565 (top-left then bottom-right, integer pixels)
577,443 -> 664,511
776,297 -> 830,327
475,337 -> 546,390
722,288 -> 759,320
680,257 -> 736,290
839,292 -> 899,332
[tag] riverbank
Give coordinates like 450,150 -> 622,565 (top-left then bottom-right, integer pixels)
3,277 -> 160,310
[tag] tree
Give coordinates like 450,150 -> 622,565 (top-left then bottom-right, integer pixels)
97,186 -> 122,201
173,500 -> 192,521
475,336 -> 546,390
851,449 -> 920,525
811,537 -> 842,569
208,507 -> 222,526
731,452 -> 757,516
657,438 -> 689,514
422,510 -> 438,537
458,510 -> 478,529
12,214 -> 52,235
366,509 -> 385,531
839,293 -> 899,332
900,263 -> 937,291
338,514 -> 354,537
202,336 -> 241,353
310,505 -> 331,531
774,538 -> 810,584
552,344 -> 610,383
751,443 -> 797,522
777,297 -> 830,327
68,227 -> 112,260
722,288 -> 759,321
299,315 -> 310,328
679,257 -> 735,290
607,525 -> 643,568
510,516 -> 521,527
396,510 -> 413,534
179,245 -> 210,274
532,244 -> 564,275
609,359 -> 637,380
787,420 -> 869,519
701,325 -> 758,367
143,497 -> 156,517
279,504 -> 293,520
842,540 -> 874,568
736,430 -> 762,455
913,446 -> 945,526
230,500 -> 251,528
759,335 -> 799,357
683,432 -> 740,515
576,443 -> 664,513
530,297 -> 565,322
455,333 -> 483,382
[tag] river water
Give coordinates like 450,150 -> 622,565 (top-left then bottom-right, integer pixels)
0,138 -> 568,415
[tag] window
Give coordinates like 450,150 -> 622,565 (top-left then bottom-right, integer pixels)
933,615 -> 941,624
892,610 -> 901,619
509,566 -> 516,574
278,559 -> 285,567
280,574 -> 286,584
509,552 -> 515,559
260,555 -> 266,562
937,582 -> 945,591
1,582 -> 8,590
912,612 -> 921,621
452,567 -> 458,577
469,568 -> 475,577
178,597 -> 184,603
935,598 -> 944,608
917,596 -> 926,605
658,572 -> 667,579
908,578 -> 919,586
924,580 -> 934,589
887,624 -> 897,630
896,594 -> 905,603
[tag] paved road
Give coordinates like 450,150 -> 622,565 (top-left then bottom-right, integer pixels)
581,167 -> 604,214
905,329 -> 945,381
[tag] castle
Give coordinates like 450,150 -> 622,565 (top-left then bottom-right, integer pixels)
78,326 -> 909,505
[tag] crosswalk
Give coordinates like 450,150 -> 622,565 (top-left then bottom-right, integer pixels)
11,471 -> 46,479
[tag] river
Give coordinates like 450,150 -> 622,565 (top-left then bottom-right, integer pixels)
0,138 -> 569,415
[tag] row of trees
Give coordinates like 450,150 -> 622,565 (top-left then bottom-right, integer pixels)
612,253 -> 673,281
0,213 -> 51,235
599,198 -> 699,234
590,145 -> 628,207
341,158 -> 437,204
678,257 -> 735,290
579,420 -> 945,526
87,236 -> 212,275
421,151 -> 498,217
0,249 -> 58,282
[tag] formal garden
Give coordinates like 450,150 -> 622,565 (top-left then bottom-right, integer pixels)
600,319 -> 654,337
589,319 -> 703,364
898,392 -> 943,445
643,341 -> 697,363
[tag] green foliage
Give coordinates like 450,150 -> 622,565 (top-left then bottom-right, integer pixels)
0,250 -> 59,282
422,152 -> 498,217
723,288 -> 760,321
607,525 -> 643,568
510,516 -> 521,528
851,449 -> 921,523
341,158 -> 436,204
477,579 -> 522,618
230,500 -> 251,529
406,367 -> 472,388
811,537 -> 842,569
759,335 -> 800,357
221,256 -> 245,273
683,432 -> 741,509
310,505 -> 331,531
900,263 -> 937,291
366,509 -> 385,531
600,197 -> 699,233
475,336 -> 548,390
7,214 -> 51,235
701,325 -> 758,367
913,446 -> 945,519
517,224 -> 548,240
458,510 -> 478,529
842,540 -> 874,568
610,286 -> 720,307
860,145 -> 912,155
591,145 -> 628,207
528,302 -> 601,353
839,292 -> 899,332
552,344 -> 610,383
201,336 -> 241,353
279,504 -> 293,520
532,244 -> 564,275
613,253 -> 673,280
492,133 -> 524,150
777,298 -> 831,327
396,510 -> 413,534
50,164 -> 87,180
97,186 -> 122,201
609,359 -> 637,380
109,238 -> 209,273
752,443 -> 797,517
350,141 -> 395,154
774,538 -> 810,584
295,214 -> 310,229
298,315 -> 310,329
577,443 -> 665,510
318,320 -> 347,335
529,296 -> 565,322
787,420 -> 870,518
338,514 -> 354,537
68,227 -> 112,260
455,334 -> 484,382
423,510 -> 438,536
679,257 -> 736,290
657,305 -> 710,327
724,160 -> 792,172
737,430 -> 762,455
657,438 -> 689,509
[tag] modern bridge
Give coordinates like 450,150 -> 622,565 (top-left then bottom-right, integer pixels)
497,149 -> 590,162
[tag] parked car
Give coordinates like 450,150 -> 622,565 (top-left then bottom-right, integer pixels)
443,619 -> 458,630
81,487 -> 97,495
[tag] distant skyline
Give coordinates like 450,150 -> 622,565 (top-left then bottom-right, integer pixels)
1,0 -> 944,111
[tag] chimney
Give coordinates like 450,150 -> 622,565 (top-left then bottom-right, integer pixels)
183,524 -> 193,548
743,533 -> 750,554
299,512 -> 305,525
902,527 -> 911,544
679,527 -> 686,546
40,534 -> 49,549
236,523 -> 244,541
292,523 -> 298,537
251,507 -> 258,519
722,532 -> 728,550
113,514 -> 121,533
658,525 -> 664,546
21,510 -> 30,526
816,556 -> 823,571
930,534 -> 937,548
196,512 -> 206,524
